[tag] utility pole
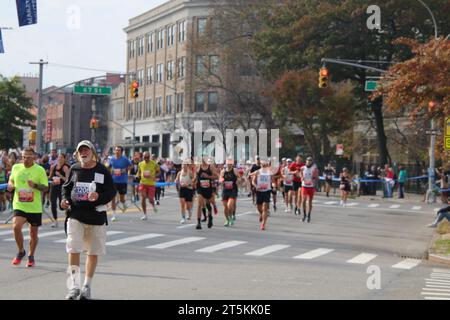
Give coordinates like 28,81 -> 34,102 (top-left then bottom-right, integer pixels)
30,59 -> 48,153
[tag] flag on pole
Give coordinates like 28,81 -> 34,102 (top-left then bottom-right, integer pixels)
0,30 -> 4,54
16,0 -> 37,27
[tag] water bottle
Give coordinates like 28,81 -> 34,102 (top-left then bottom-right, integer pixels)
89,181 -> 96,193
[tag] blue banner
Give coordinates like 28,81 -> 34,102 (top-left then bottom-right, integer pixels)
0,30 -> 4,53
16,0 -> 37,27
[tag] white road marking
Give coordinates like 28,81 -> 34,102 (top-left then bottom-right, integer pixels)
391,258 -> 421,270
412,206 -> 422,210
106,233 -> 164,246
4,230 -> 65,242
55,231 -> 125,243
426,279 -> 450,284
245,245 -> 291,257
196,241 -> 247,253
424,297 -> 450,300
346,203 -> 359,207
422,288 -> 450,292
426,284 -> 450,289
0,229 -> 30,236
324,201 -> 338,205
293,248 -> 334,260
347,253 -> 377,264
389,205 -> 401,209
421,292 -> 450,296
146,237 -> 205,249
368,204 -> 379,208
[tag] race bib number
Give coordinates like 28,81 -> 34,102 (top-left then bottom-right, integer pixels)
114,169 -> 122,177
304,179 -> 313,185
52,177 -> 61,185
224,181 -> 234,190
73,182 -> 90,201
143,170 -> 151,179
180,182 -> 189,188
18,189 -> 34,202
285,178 -> 293,184
200,180 -> 210,188
258,183 -> 269,190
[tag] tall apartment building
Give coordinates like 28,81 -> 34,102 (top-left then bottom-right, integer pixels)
123,0 -> 219,158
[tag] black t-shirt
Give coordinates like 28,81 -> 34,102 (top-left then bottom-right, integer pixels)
323,169 -> 334,180
250,164 -> 261,174
62,162 -> 116,226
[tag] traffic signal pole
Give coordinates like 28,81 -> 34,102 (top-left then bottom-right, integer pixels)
29,59 -> 48,153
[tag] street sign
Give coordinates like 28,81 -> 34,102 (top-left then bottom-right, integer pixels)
445,117 -> 450,150
365,80 -> 378,92
73,85 -> 112,95
425,130 -> 441,135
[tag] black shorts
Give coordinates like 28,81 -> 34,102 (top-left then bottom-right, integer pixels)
293,181 -> 302,192
284,185 -> 293,193
256,191 -> 271,205
179,187 -> 194,202
14,210 -> 42,227
222,190 -> 238,201
325,179 -> 333,185
114,183 -> 128,195
198,188 -> 213,200
271,188 -> 277,195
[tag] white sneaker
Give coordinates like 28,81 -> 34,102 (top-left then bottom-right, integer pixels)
141,215 -> 148,221
111,216 -> 117,222
180,218 -> 186,224
427,223 -> 438,228
121,203 -> 128,213
51,221 -> 58,228
340,200 -> 344,206
285,208 -> 289,213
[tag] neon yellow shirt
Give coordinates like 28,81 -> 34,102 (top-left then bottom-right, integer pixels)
9,163 -> 49,213
138,160 -> 159,186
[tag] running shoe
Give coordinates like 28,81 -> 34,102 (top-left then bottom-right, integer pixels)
65,288 -> 80,300
207,215 -> 213,228
427,223 -> 438,228
196,223 -> 202,230
153,205 -> 158,213
273,204 -> 277,212
224,219 -> 230,227
141,215 -> 148,221
26,256 -> 35,268
111,216 -> 118,222
213,205 -> 218,215
260,223 -> 265,231
121,203 -> 128,213
307,215 -> 311,223
180,218 -> 186,224
201,216 -> 207,222
284,208 -> 289,213
79,286 -> 91,300
12,250 -> 26,265
230,217 -> 235,226
302,215 -> 306,222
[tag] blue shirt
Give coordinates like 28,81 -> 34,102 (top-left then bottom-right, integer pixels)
109,156 -> 132,184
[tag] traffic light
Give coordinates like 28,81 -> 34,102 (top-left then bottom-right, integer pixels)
90,118 -> 99,129
131,81 -> 139,98
318,67 -> 329,88
28,130 -> 36,145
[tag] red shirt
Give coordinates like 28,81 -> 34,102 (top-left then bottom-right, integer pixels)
386,169 -> 394,179
289,162 -> 305,183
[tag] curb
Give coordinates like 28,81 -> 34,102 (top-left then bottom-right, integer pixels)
428,253 -> 450,266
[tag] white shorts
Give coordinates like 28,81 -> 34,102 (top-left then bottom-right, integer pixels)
66,218 -> 107,256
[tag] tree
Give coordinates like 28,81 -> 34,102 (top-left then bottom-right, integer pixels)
377,37 -> 450,161
251,0 -> 450,164
270,68 -> 360,163
0,76 -> 35,148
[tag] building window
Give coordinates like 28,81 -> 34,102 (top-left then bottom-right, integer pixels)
167,25 -> 175,46
157,64 -> 164,83
166,95 -> 172,114
177,93 -> 184,113
157,29 -> 165,49
138,36 -> 144,56
178,20 -> 186,43
195,92 -> 205,112
137,69 -> 144,87
128,40 -> 135,59
143,135 -> 150,143
167,61 -> 174,81
197,18 -> 207,36
208,92 -> 218,112
209,55 -> 219,75
196,55 -> 207,76
127,103 -> 133,120
156,97 -> 163,116
136,101 -> 143,119
147,33 -> 154,53
177,57 -> 185,79
146,66 -> 153,85
145,99 -> 152,118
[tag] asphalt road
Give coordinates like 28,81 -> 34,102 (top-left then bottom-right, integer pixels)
0,189 -> 448,300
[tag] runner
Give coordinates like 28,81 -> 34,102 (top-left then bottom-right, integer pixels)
220,158 -> 239,227
252,159 -> 273,231
300,157 -> 319,223
249,156 -> 261,205
129,152 -> 141,203
209,159 -> 219,216
282,158 -> 295,213
289,155 -> 305,215
270,158 -> 282,213
48,153 -> 70,228
175,159 -> 196,224
109,146 -> 132,222
339,168 -> 352,207
136,151 -> 160,221
61,140 -> 116,300
8,147 -> 49,268
323,163 -> 335,197
40,154 -> 51,209
196,157 -> 219,230
280,158 -> 287,201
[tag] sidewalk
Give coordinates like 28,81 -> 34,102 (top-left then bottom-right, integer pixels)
316,190 -> 434,204
428,221 -> 450,267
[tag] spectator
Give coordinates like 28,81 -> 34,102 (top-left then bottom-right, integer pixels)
398,166 -> 407,199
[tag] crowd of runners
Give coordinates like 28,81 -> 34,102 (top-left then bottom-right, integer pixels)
1,141 -> 449,300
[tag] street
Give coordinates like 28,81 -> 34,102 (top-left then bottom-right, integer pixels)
0,188 -> 447,300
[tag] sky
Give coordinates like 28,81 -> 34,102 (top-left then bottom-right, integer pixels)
0,0 -> 167,88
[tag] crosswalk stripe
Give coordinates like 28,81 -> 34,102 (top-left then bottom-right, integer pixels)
422,288 -> 450,292
0,229 -> 29,236
324,201 -> 338,205
293,248 -> 334,260
412,206 -> 422,210
424,297 -> 450,300
55,231 -> 125,243
430,274 -> 450,279
433,268 -> 450,273
106,233 -> 164,246
389,205 -> 401,209
426,279 -> 450,284
4,230 -> 65,242
146,237 -> 205,249
421,292 -> 450,296
347,253 -> 377,264
196,241 -> 247,253
392,258 -> 421,270
426,284 -> 450,289
346,203 -> 359,207
245,245 -> 291,256
368,204 -> 379,208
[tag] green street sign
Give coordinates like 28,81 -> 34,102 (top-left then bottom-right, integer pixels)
365,80 -> 378,92
73,85 -> 112,95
